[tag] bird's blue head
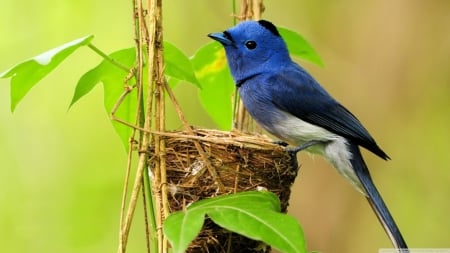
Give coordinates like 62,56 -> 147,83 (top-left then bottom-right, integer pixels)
208,20 -> 291,83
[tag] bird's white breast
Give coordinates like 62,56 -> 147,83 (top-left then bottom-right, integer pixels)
268,110 -> 337,148
267,111 -> 365,193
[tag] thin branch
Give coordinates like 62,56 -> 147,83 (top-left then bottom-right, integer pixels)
117,0 -> 157,252
134,2 -> 158,252
88,43 -> 131,72
163,80 -> 225,192
116,15 -> 138,250
141,176 -> 152,253
154,2 -> 170,251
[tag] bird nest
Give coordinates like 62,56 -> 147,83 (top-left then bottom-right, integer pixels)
149,129 -> 299,253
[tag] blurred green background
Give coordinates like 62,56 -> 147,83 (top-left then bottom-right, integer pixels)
1,1 -> 449,252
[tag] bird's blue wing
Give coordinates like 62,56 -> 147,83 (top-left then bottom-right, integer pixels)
266,65 -> 389,160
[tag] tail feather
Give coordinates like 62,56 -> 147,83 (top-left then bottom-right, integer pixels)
349,144 -> 408,252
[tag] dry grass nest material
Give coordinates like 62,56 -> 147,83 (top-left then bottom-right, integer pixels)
148,128 -> 300,253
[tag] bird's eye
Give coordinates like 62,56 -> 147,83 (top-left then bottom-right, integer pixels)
245,40 -> 257,50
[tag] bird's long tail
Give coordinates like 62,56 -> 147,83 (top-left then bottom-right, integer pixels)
349,144 -> 408,252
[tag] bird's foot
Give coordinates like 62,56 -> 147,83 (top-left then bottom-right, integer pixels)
272,140 -> 289,147
285,140 -> 322,155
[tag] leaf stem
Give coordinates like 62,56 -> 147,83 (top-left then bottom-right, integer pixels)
87,43 -> 130,72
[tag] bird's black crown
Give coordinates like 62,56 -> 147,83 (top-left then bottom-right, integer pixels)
257,20 -> 280,37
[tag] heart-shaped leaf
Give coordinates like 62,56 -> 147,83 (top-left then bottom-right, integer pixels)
191,42 -> 235,130
163,191 -> 306,253
278,27 -> 324,67
0,35 -> 94,111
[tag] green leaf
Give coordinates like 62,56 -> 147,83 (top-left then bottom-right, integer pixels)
163,191 -> 305,253
71,43 -> 199,148
188,190 -> 281,212
191,42 -> 235,130
163,209 -> 206,253
69,48 -> 134,107
278,27 -> 324,67
208,208 -> 306,253
71,47 -> 136,148
0,35 -> 94,111
164,41 -> 200,88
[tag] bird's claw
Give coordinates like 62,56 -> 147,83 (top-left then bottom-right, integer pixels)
285,140 -> 322,155
272,140 -> 289,147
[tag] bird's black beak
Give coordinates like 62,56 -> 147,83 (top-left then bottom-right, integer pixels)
208,32 -> 234,46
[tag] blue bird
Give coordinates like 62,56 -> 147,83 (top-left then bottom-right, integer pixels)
209,20 -> 408,251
